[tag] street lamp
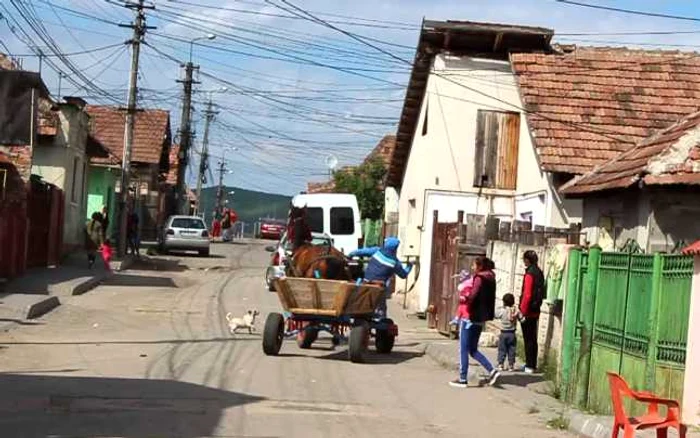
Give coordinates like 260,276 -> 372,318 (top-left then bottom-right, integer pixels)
189,34 -> 216,63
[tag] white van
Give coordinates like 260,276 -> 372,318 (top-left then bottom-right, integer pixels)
291,193 -> 362,254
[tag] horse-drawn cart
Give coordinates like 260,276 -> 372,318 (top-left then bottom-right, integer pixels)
262,277 -> 398,363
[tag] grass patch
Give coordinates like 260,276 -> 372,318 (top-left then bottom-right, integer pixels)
546,412 -> 569,430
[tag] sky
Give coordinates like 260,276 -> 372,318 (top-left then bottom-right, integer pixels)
1,0 -> 699,195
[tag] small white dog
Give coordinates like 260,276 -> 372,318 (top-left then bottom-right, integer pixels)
226,310 -> 260,334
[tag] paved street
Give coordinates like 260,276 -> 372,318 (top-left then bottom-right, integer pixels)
0,241 -> 575,438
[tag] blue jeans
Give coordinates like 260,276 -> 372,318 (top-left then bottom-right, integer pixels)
459,319 -> 494,381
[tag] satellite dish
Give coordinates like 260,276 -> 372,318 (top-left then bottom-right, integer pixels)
325,155 -> 338,171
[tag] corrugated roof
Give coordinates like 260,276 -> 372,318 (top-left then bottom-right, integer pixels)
86,105 -> 171,166
561,110 -> 700,194
511,46 -> 700,175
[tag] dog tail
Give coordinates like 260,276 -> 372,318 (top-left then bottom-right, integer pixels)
225,312 -> 232,322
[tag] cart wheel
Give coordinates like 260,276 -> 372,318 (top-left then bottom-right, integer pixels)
297,325 -> 318,349
375,318 -> 395,354
348,321 -> 369,363
262,313 -> 284,356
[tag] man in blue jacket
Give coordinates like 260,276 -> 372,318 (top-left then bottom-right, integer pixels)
349,237 -> 412,318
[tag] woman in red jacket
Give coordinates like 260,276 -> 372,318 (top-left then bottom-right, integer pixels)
519,250 -> 545,374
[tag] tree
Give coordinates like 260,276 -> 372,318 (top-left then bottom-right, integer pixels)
332,156 -> 386,220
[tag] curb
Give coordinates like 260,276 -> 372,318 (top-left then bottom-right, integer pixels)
25,296 -> 60,319
424,342 -> 482,381
71,276 -> 105,296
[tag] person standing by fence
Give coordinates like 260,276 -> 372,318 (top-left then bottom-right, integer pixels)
519,250 -> 545,374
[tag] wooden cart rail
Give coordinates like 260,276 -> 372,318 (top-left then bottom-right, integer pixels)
274,277 -> 384,317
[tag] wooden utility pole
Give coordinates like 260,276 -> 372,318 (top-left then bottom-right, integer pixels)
175,61 -> 198,213
194,100 -> 216,215
117,0 -> 153,257
215,160 -> 227,212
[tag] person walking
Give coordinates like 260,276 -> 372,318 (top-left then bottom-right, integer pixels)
519,250 -> 545,374
449,256 -> 499,388
85,212 -> 104,269
126,210 -> 140,256
211,209 -> 222,239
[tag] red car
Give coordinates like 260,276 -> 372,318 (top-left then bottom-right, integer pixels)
259,219 -> 285,240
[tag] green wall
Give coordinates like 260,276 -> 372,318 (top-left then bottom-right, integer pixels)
86,166 -> 117,239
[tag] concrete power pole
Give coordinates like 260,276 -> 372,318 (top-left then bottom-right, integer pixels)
175,62 -> 198,213
194,100 -> 216,215
117,0 -> 153,257
215,160 -> 227,212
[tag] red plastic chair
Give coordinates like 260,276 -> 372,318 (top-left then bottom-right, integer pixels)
607,372 -> 687,438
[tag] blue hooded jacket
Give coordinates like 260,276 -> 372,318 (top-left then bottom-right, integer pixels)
357,237 -> 412,285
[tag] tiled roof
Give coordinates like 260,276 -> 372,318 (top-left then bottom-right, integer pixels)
682,240 -> 700,255
561,110 -> 700,194
307,135 -> 396,193
511,46 -> 700,175
86,105 -> 171,165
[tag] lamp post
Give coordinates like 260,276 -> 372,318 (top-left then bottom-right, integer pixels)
189,34 -> 216,64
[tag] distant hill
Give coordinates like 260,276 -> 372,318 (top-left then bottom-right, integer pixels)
199,186 -> 292,225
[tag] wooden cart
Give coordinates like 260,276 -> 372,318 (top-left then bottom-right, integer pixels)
262,277 -> 398,363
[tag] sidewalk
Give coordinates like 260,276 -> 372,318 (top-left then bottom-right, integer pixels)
388,298 -> 697,438
0,251 -> 134,331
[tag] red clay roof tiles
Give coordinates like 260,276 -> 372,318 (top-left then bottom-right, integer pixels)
511,46 -> 700,174
561,110 -> 700,194
86,105 -> 170,165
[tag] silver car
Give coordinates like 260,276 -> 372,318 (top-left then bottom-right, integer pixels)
160,215 -> 210,256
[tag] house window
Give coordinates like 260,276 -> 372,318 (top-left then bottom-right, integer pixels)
71,156 -> 80,203
473,110 -> 520,190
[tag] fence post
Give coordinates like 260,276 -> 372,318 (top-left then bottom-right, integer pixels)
576,246 -> 601,408
561,248 -> 581,402
645,252 -> 663,391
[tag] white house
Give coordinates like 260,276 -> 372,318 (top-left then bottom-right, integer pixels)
32,97 -> 107,253
386,21 -> 583,313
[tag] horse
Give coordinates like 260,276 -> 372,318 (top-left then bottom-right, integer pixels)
285,205 -> 351,281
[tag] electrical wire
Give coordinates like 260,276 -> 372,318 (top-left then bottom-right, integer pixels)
555,0 -> 700,23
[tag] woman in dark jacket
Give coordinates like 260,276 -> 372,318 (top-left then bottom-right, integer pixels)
449,256 -> 500,388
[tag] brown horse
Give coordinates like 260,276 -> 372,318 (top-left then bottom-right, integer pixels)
286,205 -> 351,281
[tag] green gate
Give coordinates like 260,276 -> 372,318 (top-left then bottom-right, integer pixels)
561,248 -> 692,415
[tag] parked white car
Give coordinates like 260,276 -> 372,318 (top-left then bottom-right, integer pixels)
159,215 -> 210,257
264,231 -> 333,291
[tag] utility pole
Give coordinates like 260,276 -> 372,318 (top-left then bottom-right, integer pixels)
175,62 -> 198,213
117,0 -> 154,257
215,160 -> 227,212
194,100 -> 216,215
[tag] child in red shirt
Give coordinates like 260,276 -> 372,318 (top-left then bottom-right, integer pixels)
100,239 -> 113,273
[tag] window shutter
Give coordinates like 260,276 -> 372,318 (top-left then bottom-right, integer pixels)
474,110 -> 486,186
474,110 -> 520,190
496,113 -> 520,190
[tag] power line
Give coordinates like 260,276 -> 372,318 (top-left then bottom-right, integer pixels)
555,0 -> 700,23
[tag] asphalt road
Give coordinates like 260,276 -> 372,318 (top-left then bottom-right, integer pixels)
0,241 -> 574,438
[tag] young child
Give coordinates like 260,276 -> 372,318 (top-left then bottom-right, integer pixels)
495,293 -> 524,371
450,270 -> 473,326
100,239 -> 113,274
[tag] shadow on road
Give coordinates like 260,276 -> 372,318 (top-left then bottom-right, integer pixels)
493,373 -> 545,388
0,318 -> 44,326
126,257 -> 189,273
0,336 -> 259,346
0,373 -> 264,438
102,274 -> 177,288
315,349 -> 425,365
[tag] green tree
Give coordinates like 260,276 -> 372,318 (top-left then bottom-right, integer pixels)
333,157 -> 386,220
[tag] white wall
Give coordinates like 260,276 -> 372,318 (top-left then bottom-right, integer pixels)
32,105 -> 89,250
396,54 -> 578,313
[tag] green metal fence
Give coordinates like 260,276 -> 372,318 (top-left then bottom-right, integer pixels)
561,248 -> 693,415
361,219 -> 383,247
